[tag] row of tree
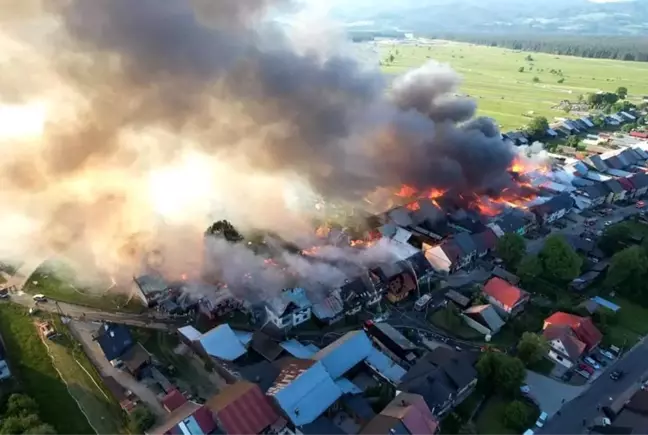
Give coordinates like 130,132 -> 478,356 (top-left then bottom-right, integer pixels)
0,394 -> 56,434
427,33 -> 648,62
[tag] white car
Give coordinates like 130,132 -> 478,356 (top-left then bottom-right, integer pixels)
32,294 -> 47,302
584,356 -> 601,370
604,221 -> 613,226
599,349 -> 615,360
535,412 -> 548,428
520,385 -> 531,394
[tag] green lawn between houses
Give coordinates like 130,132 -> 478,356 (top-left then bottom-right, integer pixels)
475,396 -> 540,434
377,40 -> 648,131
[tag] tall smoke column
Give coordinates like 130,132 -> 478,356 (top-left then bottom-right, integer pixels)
0,0 -> 517,289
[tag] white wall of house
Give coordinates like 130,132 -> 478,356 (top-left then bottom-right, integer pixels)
461,315 -> 492,336
548,349 -> 573,369
424,246 -> 452,273
265,306 -> 292,328
548,339 -> 575,369
291,307 -> 312,326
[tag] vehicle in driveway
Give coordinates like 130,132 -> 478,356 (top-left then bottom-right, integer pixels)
535,412 -> 548,428
584,356 -> 601,370
520,384 -> 531,394
637,200 -> 645,208
576,369 -> 592,379
610,370 -> 624,381
599,349 -> 616,360
578,363 -> 594,374
590,353 -> 607,366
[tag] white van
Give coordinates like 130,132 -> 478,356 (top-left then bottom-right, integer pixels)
414,294 -> 432,311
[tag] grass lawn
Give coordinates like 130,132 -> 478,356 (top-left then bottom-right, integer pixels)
377,40 -> 648,131
476,396 -> 539,434
595,296 -> 648,348
43,318 -> 125,434
23,266 -> 144,314
0,303 -> 95,434
428,308 -> 483,340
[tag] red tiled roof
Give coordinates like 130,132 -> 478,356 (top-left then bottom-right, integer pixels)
162,389 -> 188,413
483,277 -> 527,310
544,312 -> 602,350
206,381 -> 278,434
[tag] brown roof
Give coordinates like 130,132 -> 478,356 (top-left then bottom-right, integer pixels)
381,393 -> 439,434
626,390 -> 648,415
250,331 -> 283,362
147,401 -> 201,435
206,381 -> 279,434
162,389 -> 187,413
543,325 -> 586,361
360,414 -> 404,435
121,342 -> 151,372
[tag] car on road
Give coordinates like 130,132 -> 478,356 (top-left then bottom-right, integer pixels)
0,288 -> 9,299
584,356 -> 601,370
637,200 -> 645,209
610,370 -> 624,381
32,294 -> 47,302
535,412 -> 548,428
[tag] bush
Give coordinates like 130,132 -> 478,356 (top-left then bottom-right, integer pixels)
533,76 -> 540,83
503,401 -> 531,431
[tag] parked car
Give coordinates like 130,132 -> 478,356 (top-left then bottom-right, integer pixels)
578,363 -> 594,374
32,294 -> 47,302
520,385 -> 531,394
599,349 -> 616,360
590,353 -> 607,366
584,357 -> 601,370
610,370 -> 624,381
576,369 -> 592,379
637,200 -> 645,209
535,412 -> 548,428
604,221 -> 613,227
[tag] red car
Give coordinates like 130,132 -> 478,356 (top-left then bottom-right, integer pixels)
578,363 -> 594,374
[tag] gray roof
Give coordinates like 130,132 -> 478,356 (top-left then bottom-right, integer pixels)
464,304 -> 505,333
453,232 -> 477,255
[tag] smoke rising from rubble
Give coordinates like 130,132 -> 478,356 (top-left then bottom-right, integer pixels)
0,0 -> 516,295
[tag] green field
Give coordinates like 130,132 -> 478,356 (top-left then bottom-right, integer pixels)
0,304 -> 95,434
378,40 -> 648,131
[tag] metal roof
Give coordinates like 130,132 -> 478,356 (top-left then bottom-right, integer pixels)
280,339 -> 318,359
313,331 -> 373,379
178,325 -> 202,342
374,323 -> 418,351
335,378 -> 363,395
365,348 -> 407,384
199,324 -> 248,361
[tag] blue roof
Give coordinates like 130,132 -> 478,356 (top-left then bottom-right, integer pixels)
96,323 -> 134,361
178,325 -> 202,341
233,330 -> 253,346
306,344 -> 320,353
365,347 -> 407,384
335,378 -> 363,395
199,324 -> 247,361
591,296 -> 621,312
312,331 -> 373,379
269,361 -> 342,426
280,339 -> 317,359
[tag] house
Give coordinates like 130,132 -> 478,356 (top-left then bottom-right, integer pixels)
365,322 -> 419,365
630,173 -> 648,198
630,131 -> 648,140
182,324 -> 251,362
398,347 -> 478,416
605,389 -> 648,433
162,389 -> 188,413
491,213 -> 531,236
531,193 -> 574,225
132,274 -> 169,307
471,228 -> 498,258
147,401 -> 217,435
543,324 -> 587,369
120,342 -> 152,379
94,323 -> 135,364
424,238 -> 471,274
266,359 -> 343,426
603,179 -> 626,203
205,381 -> 280,434
444,290 -> 471,310
376,261 -> 418,304
0,341 -> 10,380
342,395 -> 377,429
360,393 -> 440,435
482,277 -> 529,318
404,251 -> 436,285
311,290 -> 345,326
102,376 -> 138,414
462,305 -> 505,336
265,288 -> 313,330
578,183 -> 608,207
544,312 -> 603,351
338,273 -> 383,316
490,267 -> 520,285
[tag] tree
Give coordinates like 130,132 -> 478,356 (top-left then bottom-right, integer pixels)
621,123 -> 635,133
517,332 -> 550,366
616,86 -> 628,99
504,401 -> 531,432
598,222 -> 633,255
23,425 -> 56,435
605,246 -> 648,301
128,406 -> 156,434
517,255 -> 543,285
525,116 -> 549,139
557,78 -> 565,83
495,233 -> 527,271
518,66 -> 525,73
538,235 -> 582,282
614,100 -> 636,113
565,135 -> 581,148
476,352 -> 526,396
593,116 -> 606,128
525,55 -> 534,61
532,76 -> 540,83
5,395 -> 38,417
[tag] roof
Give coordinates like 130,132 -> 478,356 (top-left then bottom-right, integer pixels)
544,312 -> 603,349
604,156 -> 624,170
483,277 -> 528,309
199,324 -> 248,361
381,393 -> 439,435
147,402 -> 216,435
625,389 -> 648,415
162,389 -> 188,412
472,229 -> 498,253
591,296 -> 621,312
267,288 -> 312,317
178,326 -> 202,342
206,381 -> 278,435
300,416 -> 346,435
543,324 -> 586,361
267,359 -> 342,426
630,173 -> 648,189
251,331 -> 284,362
311,291 -> 344,321
121,342 -> 150,372
579,183 -> 608,199
453,232 -> 477,255
405,252 -> 435,278
463,304 -> 505,332
586,155 -> 608,172
532,192 -> 574,216
238,360 -> 281,393
312,331 -> 373,379
603,179 -> 624,194
445,290 -> 470,308
279,339 -> 318,359
95,323 -> 135,361
342,395 -> 376,421
495,213 -> 527,233
374,323 -> 418,351
490,267 -> 520,285
134,274 -> 168,296
359,415 -> 410,435
365,347 -> 407,384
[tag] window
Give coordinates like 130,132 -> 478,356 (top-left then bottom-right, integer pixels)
556,355 -> 564,361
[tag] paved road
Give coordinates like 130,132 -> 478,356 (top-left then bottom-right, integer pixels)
527,203 -> 641,254
525,370 -> 585,418
539,337 -> 648,434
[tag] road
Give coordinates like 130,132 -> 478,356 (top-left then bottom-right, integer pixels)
539,337 -> 648,434
527,203 -> 641,254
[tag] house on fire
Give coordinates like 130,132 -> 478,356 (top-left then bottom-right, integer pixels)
265,288 -> 313,330
132,273 -> 170,307
530,192 -> 574,225
423,233 -> 477,274
338,272 -> 384,316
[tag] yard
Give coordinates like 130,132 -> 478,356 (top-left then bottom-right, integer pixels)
598,296 -> 648,349
475,396 -> 539,434
23,264 -> 144,314
43,318 -> 126,434
0,303 -> 95,434
428,306 -> 483,340
377,40 -> 648,131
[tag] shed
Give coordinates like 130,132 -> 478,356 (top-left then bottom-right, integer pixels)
591,296 -> 621,313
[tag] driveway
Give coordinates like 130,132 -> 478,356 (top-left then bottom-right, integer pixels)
525,370 -> 585,417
